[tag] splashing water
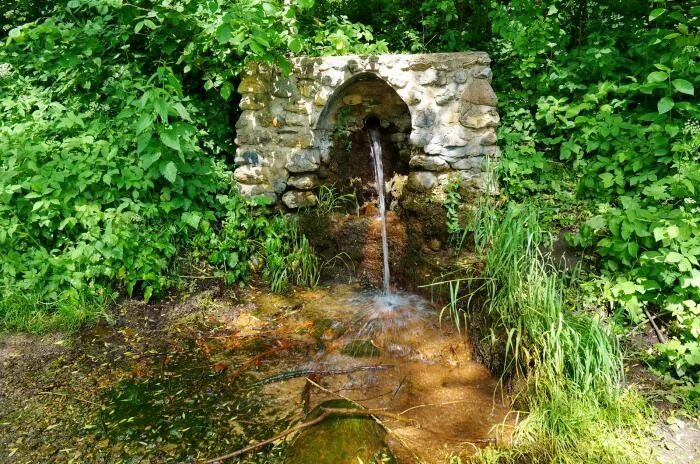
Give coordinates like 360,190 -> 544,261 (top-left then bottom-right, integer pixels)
367,126 -> 391,295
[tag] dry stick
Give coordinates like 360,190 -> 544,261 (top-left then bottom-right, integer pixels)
643,307 -> 667,343
198,407 -> 412,464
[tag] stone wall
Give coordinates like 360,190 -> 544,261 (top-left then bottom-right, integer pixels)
233,52 -> 499,208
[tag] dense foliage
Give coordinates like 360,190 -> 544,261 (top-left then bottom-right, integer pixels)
1,0 -> 698,449
0,0 -> 321,330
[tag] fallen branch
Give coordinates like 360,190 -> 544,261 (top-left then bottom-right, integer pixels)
643,307 -> 666,343
248,364 -> 394,387
198,407 -> 408,463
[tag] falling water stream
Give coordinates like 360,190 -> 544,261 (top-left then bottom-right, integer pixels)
367,124 -> 391,295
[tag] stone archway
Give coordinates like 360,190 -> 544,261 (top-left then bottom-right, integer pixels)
233,52 -> 500,209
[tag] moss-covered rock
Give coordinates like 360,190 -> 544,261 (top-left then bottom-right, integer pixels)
285,400 -> 393,464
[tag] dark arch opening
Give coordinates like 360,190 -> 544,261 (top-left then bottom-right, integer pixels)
313,73 -> 412,207
364,115 -> 381,129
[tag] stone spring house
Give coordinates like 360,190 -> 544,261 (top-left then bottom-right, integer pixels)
233,52 -> 500,209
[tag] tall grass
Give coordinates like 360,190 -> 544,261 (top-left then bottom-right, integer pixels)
262,218 -> 321,293
433,200 -> 651,463
0,287 -> 107,333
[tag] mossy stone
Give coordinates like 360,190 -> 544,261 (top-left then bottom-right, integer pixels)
285,400 -> 393,464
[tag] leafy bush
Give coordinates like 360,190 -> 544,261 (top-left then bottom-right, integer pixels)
0,0 -> 313,330
489,0 -> 700,385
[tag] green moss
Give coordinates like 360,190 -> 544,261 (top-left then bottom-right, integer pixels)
285,400 -> 392,464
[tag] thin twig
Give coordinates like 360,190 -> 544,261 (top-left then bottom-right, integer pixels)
644,307 -> 667,343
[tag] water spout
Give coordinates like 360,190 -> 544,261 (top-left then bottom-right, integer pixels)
366,119 -> 391,295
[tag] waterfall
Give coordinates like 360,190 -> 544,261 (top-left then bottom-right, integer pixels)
367,126 -> 391,295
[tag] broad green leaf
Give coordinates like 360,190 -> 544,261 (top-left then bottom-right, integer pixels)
159,130 -> 181,151
649,8 -> 665,21
646,71 -> 668,83
181,211 -> 202,229
135,114 -> 154,134
162,161 -> 178,183
657,97 -> 674,114
289,37 -> 303,54
8,28 -> 21,39
154,98 -> 169,123
216,24 -> 231,44
141,151 -> 161,169
172,103 -> 191,121
220,82 -> 232,100
671,79 -> 694,95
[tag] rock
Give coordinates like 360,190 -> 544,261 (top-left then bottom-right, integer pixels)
409,129 -> 431,147
480,128 -> 498,146
449,155 -> 486,171
409,155 -> 449,171
239,95 -> 263,111
414,110 -> 435,128
460,103 -> 500,129
271,75 -> 295,98
435,91 -> 454,105
407,171 -> 437,192
282,190 -> 318,209
281,134 -> 314,148
453,69 -> 469,84
233,165 -> 266,184
285,100 -> 310,114
287,174 -> 319,190
284,400 -> 390,464
237,75 -> 267,94
418,68 -> 438,85
272,178 -> 287,194
286,149 -> 320,173
462,78 -> 498,106
234,150 -> 260,166
313,91 -> 329,107
237,183 -> 276,200
472,66 -> 493,80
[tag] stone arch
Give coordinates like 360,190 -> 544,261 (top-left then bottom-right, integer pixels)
310,72 -> 413,206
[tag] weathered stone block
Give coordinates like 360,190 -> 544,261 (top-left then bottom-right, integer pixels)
238,75 -> 268,94
271,75 -> 295,98
462,78 -> 498,106
409,155 -> 449,171
286,149 -> 320,173
282,190 -> 318,209
281,133 -> 314,149
460,103 -> 500,129
234,165 -> 266,184
288,174 -> 320,190
237,183 -> 275,198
